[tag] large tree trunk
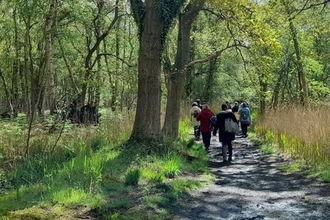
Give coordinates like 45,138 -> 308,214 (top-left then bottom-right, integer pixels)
129,0 -> 183,141
130,0 -> 163,141
162,2 -> 204,139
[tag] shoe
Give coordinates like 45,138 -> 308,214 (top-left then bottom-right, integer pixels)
223,159 -> 227,162
228,157 -> 232,162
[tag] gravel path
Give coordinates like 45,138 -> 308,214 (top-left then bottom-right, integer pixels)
172,136 -> 330,220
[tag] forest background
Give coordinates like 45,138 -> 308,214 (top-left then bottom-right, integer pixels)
0,0 -> 330,219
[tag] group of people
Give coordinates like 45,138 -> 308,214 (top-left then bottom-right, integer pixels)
190,99 -> 252,162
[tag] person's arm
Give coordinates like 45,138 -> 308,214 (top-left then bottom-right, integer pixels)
213,114 -> 219,135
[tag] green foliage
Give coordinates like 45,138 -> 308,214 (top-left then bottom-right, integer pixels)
125,169 -> 141,186
162,154 -> 183,178
260,144 -> 277,154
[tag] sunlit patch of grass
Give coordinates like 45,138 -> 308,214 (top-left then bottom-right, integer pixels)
142,168 -> 164,184
169,178 -> 201,195
162,154 -> 183,178
8,206 -> 57,220
260,144 -> 277,154
320,168 -> 330,182
52,188 -> 88,205
277,161 -> 307,173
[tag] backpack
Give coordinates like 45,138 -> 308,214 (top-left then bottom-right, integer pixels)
210,116 -> 217,127
242,112 -> 248,120
193,110 -> 199,118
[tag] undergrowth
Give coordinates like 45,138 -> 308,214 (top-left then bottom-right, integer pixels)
0,110 -> 210,220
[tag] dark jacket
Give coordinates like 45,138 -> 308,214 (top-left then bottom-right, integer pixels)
215,110 -> 238,142
196,108 -> 215,133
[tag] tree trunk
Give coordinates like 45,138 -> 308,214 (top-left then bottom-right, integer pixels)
45,0 -> 57,114
12,7 -> 20,117
24,19 -> 32,119
162,2 -> 204,139
204,57 -> 218,103
130,0 -> 163,141
259,71 -> 267,118
289,21 -> 308,106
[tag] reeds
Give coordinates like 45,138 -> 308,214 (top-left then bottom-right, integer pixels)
258,104 -> 330,166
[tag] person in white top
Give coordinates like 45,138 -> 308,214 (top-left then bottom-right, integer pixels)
190,102 -> 201,140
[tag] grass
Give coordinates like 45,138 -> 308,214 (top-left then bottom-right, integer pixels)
257,104 -> 330,181
0,110 -> 211,219
4,103 -> 329,219
260,144 -> 277,154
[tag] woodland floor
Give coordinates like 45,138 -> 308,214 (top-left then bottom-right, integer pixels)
170,135 -> 330,220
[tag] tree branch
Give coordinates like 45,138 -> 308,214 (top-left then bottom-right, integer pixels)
290,0 -> 330,20
185,42 -> 248,69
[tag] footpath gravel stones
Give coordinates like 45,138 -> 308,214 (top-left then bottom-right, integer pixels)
172,136 -> 330,220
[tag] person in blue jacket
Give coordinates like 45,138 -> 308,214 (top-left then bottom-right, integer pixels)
238,102 -> 252,138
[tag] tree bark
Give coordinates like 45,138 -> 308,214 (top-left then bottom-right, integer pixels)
45,0 -> 57,114
130,0 -> 163,141
289,21 -> 309,106
162,2 -> 204,139
12,7 -> 20,117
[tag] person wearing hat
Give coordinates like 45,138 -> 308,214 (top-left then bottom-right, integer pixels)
196,99 -> 203,110
190,102 -> 201,140
232,101 -> 240,121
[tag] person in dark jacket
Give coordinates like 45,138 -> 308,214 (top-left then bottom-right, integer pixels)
196,104 -> 215,151
231,101 -> 240,121
196,99 -> 203,110
215,104 -> 238,162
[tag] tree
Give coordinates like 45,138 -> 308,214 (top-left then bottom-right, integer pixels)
129,0 -> 184,142
162,1 -> 205,139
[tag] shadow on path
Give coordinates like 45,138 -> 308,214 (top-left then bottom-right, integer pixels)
172,136 -> 330,220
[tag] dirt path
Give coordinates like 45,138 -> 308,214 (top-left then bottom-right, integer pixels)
172,136 -> 330,220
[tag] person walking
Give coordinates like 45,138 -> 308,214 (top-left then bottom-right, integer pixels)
215,103 -> 238,162
239,102 -> 252,138
225,100 -> 232,110
196,99 -> 203,110
232,102 -> 239,120
190,102 -> 201,140
196,104 -> 215,151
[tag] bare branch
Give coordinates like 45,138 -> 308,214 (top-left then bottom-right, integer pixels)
93,53 -> 137,68
185,42 -> 248,69
290,0 -> 330,20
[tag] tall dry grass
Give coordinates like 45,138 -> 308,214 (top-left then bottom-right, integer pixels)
258,105 -> 330,165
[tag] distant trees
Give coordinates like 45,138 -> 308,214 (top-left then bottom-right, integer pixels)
0,0 -> 329,143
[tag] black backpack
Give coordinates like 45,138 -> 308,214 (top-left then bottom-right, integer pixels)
210,116 -> 217,127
